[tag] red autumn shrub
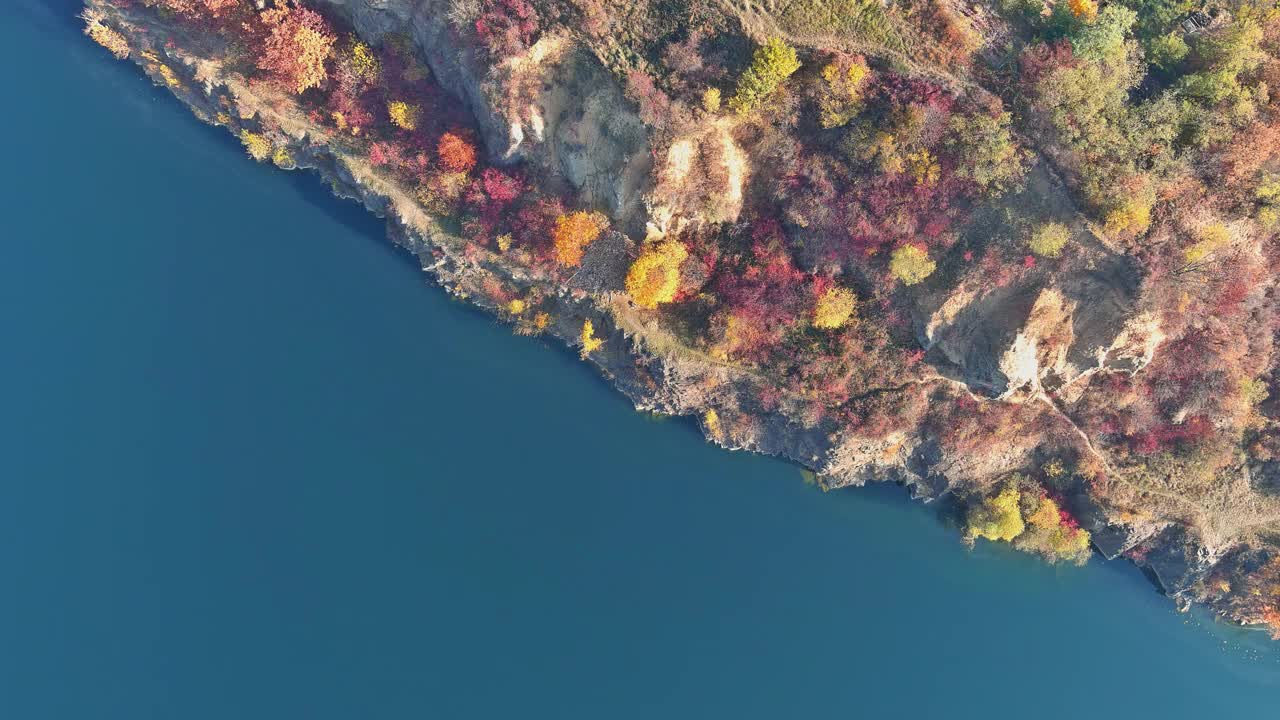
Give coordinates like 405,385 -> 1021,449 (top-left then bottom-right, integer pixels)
625,69 -> 672,129
474,0 -> 540,57
368,141 -> 403,168
481,168 -> 523,205
1019,39 -> 1075,85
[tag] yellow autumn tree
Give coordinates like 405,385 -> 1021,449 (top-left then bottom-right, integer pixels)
1068,0 -> 1099,22
1029,222 -> 1069,258
626,240 -> 688,309
347,40 -> 380,85
1184,223 -> 1230,264
965,480 -> 1091,564
813,286 -> 857,330
553,212 -> 606,267
83,13 -> 129,59
817,55 -> 870,129
387,100 -> 421,131
272,146 -> 294,168
580,319 -> 604,358
1105,198 -> 1152,238
965,486 -> 1025,542
240,131 -> 273,162
890,245 -> 936,286
906,149 -> 941,187
1017,496 -> 1092,565
702,87 -> 722,113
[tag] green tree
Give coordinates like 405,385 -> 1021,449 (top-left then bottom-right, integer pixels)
1179,19 -> 1265,106
1027,34 -> 1177,214
729,38 -> 802,115
1070,5 -> 1137,64
1146,31 -> 1189,70
1113,0 -> 1194,65
947,109 -> 1024,193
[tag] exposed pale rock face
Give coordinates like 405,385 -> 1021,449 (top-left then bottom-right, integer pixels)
315,0 -> 651,228
1099,312 -> 1165,374
921,256 -> 1141,399
987,288 -> 1073,398
536,49 -> 651,227
649,120 -> 749,228
315,0 -> 509,150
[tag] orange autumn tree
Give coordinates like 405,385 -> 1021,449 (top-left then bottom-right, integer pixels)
437,132 -> 478,174
553,212 -> 607,267
259,5 -> 337,94
1068,0 -> 1099,21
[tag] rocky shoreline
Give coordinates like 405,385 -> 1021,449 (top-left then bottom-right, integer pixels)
84,0 -> 1278,634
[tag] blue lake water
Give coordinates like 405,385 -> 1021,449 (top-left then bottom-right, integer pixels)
2,2 -> 1279,717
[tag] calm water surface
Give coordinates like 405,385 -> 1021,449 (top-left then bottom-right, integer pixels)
2,3 -> 1278,717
